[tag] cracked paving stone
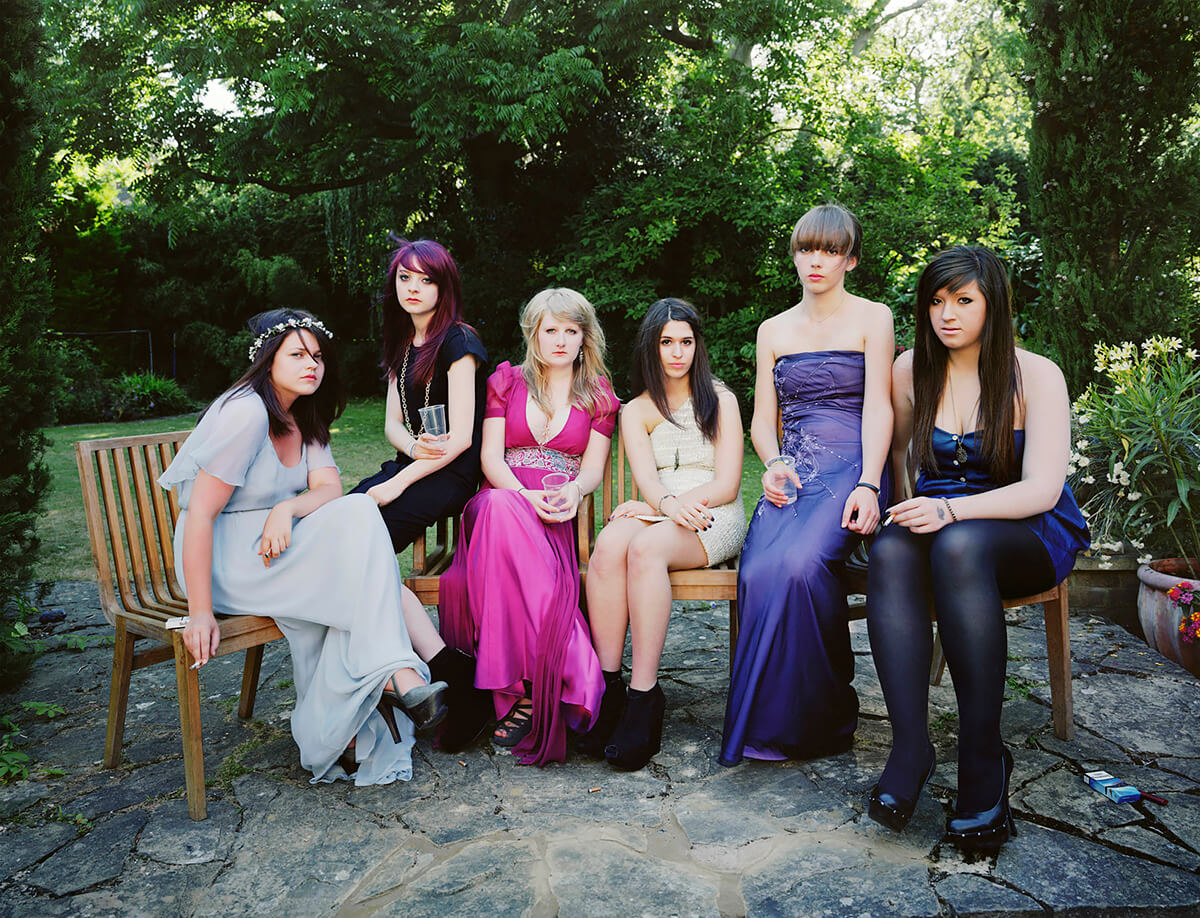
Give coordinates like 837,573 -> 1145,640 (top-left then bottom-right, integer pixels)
991,820 -> 1200,912
26,811 -> 149,896
1068,673 -> 1200,758
1099,823 -> 1200,872
63,758 -> 188,818
136,799 -> 239,865
0,821 -> 78,878
1012,767 -> 1143,833
934,874 -> 1043,917
547,837 -> 720,918
377,840 -> 537,917
1150,792 -> 1200,853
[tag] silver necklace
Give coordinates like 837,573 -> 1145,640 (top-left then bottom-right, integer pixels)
946,375 -> 980,464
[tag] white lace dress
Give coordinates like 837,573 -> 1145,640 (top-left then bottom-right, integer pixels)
649,398 -> 747,565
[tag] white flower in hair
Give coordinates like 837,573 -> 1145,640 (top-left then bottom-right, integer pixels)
247,316 -> 333,362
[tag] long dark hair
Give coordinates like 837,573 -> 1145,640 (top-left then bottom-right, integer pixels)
912,246 -> 1020,483
378,237 -> 466,386
631,298 -> 720,442
223,309 -> 344,446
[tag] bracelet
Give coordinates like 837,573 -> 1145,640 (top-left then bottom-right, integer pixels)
765,456 -> 788,468
855,481 -> 880,494
942,497 -> 958,523
408,439 -> 418,459
656,493 -> 676,514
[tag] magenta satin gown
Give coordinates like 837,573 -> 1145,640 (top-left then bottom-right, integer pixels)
438,362 -> 619,765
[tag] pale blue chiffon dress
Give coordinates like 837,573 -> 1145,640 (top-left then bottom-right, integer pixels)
159,388 -> 430,785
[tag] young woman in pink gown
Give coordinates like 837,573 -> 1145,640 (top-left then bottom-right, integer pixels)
438,288 -> 619,766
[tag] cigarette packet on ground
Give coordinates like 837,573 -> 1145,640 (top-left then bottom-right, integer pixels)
1083,770 -> 1141,803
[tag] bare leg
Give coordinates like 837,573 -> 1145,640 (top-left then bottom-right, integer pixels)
400,583 -> 446,662
626,521 -> 708,691
586,518 -> 649,671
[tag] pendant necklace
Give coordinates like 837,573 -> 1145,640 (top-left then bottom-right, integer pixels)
946,375 -> 980,465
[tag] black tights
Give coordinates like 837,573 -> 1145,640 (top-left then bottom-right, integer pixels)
865,519 -> 1055,811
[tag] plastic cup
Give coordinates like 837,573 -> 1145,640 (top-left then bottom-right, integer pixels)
773,456 -> 797,505
542,472 -> 572,514
418,404 -> 447,437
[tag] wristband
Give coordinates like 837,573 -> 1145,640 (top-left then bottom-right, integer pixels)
942,497 -> 958,523
765,456 -> 788,468
656,493 -> 676,514
408,439 -> 418,459
855,481 -> 880,494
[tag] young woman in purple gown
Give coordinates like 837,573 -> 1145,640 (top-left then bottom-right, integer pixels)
720,204 -> 895,766
438,288 -> 619,766
582,298 -> 746,771
350,238 -> 492,753
865,246 -> 1088,852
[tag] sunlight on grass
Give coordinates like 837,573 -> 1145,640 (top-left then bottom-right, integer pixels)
37,396 -> 766,583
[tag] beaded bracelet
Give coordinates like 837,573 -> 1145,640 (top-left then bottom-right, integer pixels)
855,481 -> 880,494
942,497 -> 958,523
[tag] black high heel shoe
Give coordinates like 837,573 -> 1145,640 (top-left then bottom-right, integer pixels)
576,670 -> 626,759
946,747 -> 1017,852
429,647 -> 492,753
377,678 -> 449,740
604,683 -> 665,771
867,748 -> 936,832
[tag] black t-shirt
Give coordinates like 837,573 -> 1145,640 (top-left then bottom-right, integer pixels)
395,323 -> 489,485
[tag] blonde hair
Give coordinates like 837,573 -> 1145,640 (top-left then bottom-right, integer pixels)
789,203 -> 862,262
519,287 -> 612,416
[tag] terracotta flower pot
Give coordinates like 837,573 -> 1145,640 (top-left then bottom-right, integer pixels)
1137,558 -> 1200,678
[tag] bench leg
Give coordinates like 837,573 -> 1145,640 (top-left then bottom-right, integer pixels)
173,636 -> 208,821
728,596 -> 739,675
1044,590 -> 1075,740
104,619 -> 135,768
238,644 -> 265,719
929,628 -> 947,686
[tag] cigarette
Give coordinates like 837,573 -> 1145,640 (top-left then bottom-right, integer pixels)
190,660 -> 202,670
882,514 -> 894,527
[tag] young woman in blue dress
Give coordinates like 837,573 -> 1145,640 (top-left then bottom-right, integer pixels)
720,204 -> 894,766
163,309 -> 448,784
865,246 -> 1088,851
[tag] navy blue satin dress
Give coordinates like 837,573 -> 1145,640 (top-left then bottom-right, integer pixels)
720,351 -> 886,766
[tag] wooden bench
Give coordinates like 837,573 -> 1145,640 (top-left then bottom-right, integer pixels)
76,431 -> 283,821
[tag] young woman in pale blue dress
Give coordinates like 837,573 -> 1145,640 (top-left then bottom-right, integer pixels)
583,298 -> 746,771
160,309 -> 448,786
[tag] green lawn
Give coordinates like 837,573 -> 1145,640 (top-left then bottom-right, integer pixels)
36,396 -> 766,583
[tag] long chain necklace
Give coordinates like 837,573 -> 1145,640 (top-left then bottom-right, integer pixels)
804,290 -> 848,325
946,374 -> 981,465
398,343 -> 433,437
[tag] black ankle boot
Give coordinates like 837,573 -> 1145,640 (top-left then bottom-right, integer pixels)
946,747 -> 1017,852
576,670 -> 626,758
429,647 -> 492,753
604,683 -> 665,771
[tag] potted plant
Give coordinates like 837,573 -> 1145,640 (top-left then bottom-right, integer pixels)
1070,336 -> 1200,674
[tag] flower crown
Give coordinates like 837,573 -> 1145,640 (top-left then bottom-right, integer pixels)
247,316 -> 333,362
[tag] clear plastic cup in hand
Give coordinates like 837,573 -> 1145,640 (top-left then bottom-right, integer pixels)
418,404 -> 447,437
541,472 -> 572,516
773,455 -> 798,505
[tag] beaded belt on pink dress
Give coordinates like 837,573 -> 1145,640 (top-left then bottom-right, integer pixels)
504,446 -> 581,476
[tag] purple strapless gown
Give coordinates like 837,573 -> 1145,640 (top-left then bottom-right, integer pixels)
720,351 -> 885,765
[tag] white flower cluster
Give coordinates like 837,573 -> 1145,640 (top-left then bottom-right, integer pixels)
247,316 -> 333,362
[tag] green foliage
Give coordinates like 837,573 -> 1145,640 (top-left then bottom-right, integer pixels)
1070,336 -> 1200,569
1010,0 -> 1200,390
107,372 -> 196,421
0,715 -> 31,784
0,0 -> 57,600
20,701 -> 66,720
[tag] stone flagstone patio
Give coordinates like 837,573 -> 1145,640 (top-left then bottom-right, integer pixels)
2,580 -> 1200,916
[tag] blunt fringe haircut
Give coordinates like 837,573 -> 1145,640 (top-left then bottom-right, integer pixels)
789,203 -> 863,262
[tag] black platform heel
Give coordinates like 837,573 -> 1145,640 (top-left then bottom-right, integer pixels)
377,678 -> 449,740
577,670 -> 627,759
604,683 -> 665,771
946,746 -> 1017,852
429,647 -> 492,752
867,747 -> 936,832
